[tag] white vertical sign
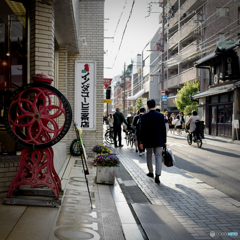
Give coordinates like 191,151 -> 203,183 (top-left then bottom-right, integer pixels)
75,60 -> 96,130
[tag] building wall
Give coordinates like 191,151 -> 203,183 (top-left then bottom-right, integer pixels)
66,0 -> 104,156
30,0 -> 55,79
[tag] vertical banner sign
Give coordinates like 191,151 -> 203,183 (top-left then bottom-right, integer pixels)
75,60 -> 96,130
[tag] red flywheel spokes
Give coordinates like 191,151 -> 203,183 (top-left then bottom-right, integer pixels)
5,83 -> 72,150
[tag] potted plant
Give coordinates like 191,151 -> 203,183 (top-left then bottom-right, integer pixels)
94,154 -> 120,184
92,144 -> 111,155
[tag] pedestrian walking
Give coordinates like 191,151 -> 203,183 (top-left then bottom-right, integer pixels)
156,108 -> 160,112
139,99 -> 166,184
133,108 -> 146,156
169,113 -> 175,134
113,108 -> 128,148
164,111 -> 170,135
132,110 -> 140,152
185,113 -> 191,132
176,111 -> 185,136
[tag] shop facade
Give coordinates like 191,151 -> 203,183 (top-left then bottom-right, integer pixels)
0,0 -> 104,156
192,41 -> 240,140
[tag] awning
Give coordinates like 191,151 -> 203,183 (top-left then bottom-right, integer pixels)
194,52 -> 222,68
191,86 -> 236,99
127,89 -> 145,101
194,40 -> 240,68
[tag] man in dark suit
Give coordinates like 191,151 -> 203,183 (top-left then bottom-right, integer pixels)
139,99 -> 166,184
132,107 -> 146,156
113,108 -> 128,148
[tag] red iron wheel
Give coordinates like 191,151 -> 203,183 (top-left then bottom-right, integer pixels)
4,83 -> 72,150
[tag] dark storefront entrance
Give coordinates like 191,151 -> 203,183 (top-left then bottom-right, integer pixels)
209,92 -> 233,138
210,105 -> 233,137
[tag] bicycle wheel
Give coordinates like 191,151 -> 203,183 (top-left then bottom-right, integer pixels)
126,134 -> 129,146
197,138 -> 202,148
187,133 -> 192,145
70,139 -> 82,156
130,136 -> 134,147
105,131 -> 114,144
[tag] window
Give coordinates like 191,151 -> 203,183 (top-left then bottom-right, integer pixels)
220,94 -> 228,103
216,7 -> 229,18
211,96 -> 218,103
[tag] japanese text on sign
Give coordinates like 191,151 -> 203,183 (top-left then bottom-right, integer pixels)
75,61 -> 96,130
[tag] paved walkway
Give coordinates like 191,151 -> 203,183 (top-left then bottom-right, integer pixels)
109,133 -> 240,240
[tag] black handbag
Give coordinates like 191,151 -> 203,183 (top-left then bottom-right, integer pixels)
162,147 -> 173,167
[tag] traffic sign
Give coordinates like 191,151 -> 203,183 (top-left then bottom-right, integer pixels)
161,89 -> 165,94
161,95 -> 167,101
104,78 -> 112,89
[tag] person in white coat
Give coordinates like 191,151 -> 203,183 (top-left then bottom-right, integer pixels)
186,110 -> 200,139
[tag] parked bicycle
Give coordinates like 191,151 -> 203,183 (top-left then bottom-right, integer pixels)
105,125 -> 114,144
125,128 -> 134,147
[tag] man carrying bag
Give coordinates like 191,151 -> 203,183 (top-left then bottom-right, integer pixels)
139,99 -> 166,184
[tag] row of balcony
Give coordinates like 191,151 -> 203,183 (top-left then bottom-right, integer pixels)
168,0 -> 206,30
164,67 -> 199,89
168,14 -> 199,49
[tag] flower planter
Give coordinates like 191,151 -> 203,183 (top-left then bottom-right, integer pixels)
96,166 -> 116,185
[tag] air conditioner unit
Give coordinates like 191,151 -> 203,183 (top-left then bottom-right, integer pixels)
214,74 -> 219,85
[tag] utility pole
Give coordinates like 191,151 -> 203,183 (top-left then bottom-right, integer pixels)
160,0 -> 165,112
123,62 -> 126,117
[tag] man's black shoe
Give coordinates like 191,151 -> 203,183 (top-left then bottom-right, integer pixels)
155,175 -> 160,184
146,173 -> 154,178
119,145 -> 124,147
115,145 -> 118,148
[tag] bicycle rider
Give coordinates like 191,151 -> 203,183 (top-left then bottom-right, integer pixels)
186,110 -> 200,140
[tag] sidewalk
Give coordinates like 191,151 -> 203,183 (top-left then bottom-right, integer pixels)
0,156 -> 128,240
110,134 -> 240,240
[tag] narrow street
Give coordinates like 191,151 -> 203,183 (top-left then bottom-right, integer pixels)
165,133 -> 240,202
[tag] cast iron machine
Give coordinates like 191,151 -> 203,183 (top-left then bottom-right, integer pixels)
4,73 -> 72,206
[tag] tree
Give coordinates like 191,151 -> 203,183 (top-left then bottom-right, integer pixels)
135,98 -> 146,112
174,79 -> 200,116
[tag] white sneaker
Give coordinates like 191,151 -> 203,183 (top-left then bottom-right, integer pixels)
142,152 -> 145,155
139,152 -> 143,156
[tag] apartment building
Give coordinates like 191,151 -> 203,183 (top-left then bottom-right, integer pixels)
159,0 -> 240,115
113,63 -> 132,116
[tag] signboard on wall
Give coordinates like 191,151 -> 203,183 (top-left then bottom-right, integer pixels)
75,60 -> 96,130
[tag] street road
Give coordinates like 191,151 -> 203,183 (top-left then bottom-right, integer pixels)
166,134 -> 240,202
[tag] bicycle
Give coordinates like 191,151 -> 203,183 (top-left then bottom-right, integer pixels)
187,130 -> 203,148
125,128 -> 134,148
105,126 -> 114,144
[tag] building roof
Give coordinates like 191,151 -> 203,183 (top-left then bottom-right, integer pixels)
195,40 -> 240,68
191,85 -> 236,99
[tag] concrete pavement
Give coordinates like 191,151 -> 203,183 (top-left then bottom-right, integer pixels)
110,132 -> 240,240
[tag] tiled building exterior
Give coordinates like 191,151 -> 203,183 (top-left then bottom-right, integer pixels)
29,0 -> 104,156
0,0 -> 104,191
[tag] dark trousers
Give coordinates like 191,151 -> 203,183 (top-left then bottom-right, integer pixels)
137,135 -> 145,153
114,125 -> 122,147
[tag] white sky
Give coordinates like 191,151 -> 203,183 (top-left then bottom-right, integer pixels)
104,0 -> 162,78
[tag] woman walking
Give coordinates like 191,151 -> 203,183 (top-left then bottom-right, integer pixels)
169,113 -> 175,134
176,112 -> 185,136
164,111 -> 170,135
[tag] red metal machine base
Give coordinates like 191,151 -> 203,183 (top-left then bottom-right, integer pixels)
7,147 -> 61,199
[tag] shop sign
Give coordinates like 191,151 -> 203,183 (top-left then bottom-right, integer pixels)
75,60 -> 96,130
